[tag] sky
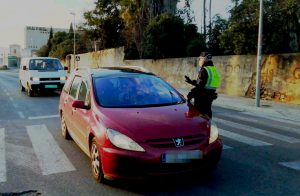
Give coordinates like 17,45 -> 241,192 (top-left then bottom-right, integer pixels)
0,0 -> 233,49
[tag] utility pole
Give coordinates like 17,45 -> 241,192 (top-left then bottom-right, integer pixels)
255,0 -> 264,107
70,12 -> 76,69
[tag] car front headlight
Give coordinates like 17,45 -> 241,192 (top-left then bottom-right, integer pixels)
107,129 -> 145,152
209,121 -> 219,144
60,76 -> 67,81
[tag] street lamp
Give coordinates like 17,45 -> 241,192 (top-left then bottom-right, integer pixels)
70,12 -> 76,69
255,0 -> 264,107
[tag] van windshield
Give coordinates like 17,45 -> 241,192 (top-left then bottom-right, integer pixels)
29,59 -> 63,71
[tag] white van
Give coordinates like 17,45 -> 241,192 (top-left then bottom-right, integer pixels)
19,57 -> 68,96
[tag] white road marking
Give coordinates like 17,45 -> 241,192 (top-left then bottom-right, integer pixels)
0,128 -> 6,182
243,112 -> 300,127
279,160 -> 300,171
28,115 -> 59,120
218,114 -> 300,135
215,118 -> 300,144
26,124 -> 76,175
219,129 -> 272,146
18,111 -> 25,119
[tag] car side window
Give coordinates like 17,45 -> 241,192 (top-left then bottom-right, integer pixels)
78,81 -> 88,102
69,76 -> 81,98
63,73 -> 74,93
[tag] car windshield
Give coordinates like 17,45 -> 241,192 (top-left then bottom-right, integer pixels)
93,74 -> 185,108
29,59 -> 63,71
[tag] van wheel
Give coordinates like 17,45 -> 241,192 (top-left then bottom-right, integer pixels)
20,82 -> 25,92
27,84 -> 34,97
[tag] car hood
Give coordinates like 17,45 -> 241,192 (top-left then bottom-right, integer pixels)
99,103 -> 210,142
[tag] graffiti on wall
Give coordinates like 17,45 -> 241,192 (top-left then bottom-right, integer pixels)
244,54 -> 300,103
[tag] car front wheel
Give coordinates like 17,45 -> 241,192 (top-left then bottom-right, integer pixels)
90,138 -> 105,183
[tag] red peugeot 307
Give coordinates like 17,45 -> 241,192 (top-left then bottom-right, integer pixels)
59,67 -> 222,183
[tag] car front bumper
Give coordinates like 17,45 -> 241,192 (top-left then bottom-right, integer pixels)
101,138 -> 223,180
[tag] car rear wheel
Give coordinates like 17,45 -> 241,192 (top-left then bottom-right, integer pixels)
90,138 -> 105,183
61,112 -> 71,140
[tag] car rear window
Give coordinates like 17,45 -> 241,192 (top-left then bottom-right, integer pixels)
93,74 -> 185,108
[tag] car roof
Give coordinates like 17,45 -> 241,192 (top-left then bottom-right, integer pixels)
76,66 -> 155,78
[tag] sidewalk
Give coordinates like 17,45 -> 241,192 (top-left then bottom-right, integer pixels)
178,88 -> 300,124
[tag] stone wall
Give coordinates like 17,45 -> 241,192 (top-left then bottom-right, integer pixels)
67,48 -> 300,105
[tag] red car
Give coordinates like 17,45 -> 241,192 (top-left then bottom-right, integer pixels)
59,67 -> 222,183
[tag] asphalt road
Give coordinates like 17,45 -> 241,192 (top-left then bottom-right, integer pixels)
0,69 -> 299,196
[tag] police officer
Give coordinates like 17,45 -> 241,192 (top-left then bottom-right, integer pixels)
184,51 -> 221,118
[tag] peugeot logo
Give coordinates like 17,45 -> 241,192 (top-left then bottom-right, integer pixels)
173,138 -> 184,147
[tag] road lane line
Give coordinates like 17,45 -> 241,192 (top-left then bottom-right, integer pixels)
0,128 -> 6,182
219,129 -> 272,146
18,111 -> 25,119
218,114 -> 300,135
215,118 -> 300,144
243,112 -> 300,127
26,124 -> 76,175
279,160 -> 300,170
28,115 -> 59,120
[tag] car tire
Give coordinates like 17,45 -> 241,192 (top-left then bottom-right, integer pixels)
20,82 -> 25,92
90,138 -> 105,183
61,112 -> 71,140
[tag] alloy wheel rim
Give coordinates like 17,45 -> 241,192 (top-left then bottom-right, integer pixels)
91,144 -> 100,177
61,115 -> 66,137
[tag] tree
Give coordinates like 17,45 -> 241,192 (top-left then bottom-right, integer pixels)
177,0 -> 195,24
219,0 -> 261,54
143,13 -> 186,59
121,0 -> 149,59
82,0 -> 125,49
36,27 -> 53,57
218,0 -> 300,55
207,15 -> 228,55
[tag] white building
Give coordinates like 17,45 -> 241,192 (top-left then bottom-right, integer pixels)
0,47 -> 9,65
24,26 -> 68,57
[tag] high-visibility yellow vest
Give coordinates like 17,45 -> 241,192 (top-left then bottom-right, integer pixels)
203,66 -> 221,90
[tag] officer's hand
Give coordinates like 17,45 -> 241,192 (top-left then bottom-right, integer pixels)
185,75 -> 192,83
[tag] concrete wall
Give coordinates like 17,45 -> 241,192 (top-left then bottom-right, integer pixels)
68,48 -> 300,105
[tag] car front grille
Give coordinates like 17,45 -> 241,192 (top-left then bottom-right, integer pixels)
40,78 -> 60,81
145,134 -> 206,148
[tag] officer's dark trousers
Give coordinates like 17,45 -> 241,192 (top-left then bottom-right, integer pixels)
188,88 -> 214,118
194,97 -> 213,118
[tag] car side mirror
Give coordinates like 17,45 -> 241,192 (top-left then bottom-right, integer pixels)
64,66 -> 68,71
23,66 -> 27,70
72,100 -> 88,110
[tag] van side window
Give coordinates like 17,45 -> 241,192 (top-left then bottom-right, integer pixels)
69,76 -> 81,98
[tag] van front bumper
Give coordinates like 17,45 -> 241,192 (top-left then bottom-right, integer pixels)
30,82 -> 64,91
